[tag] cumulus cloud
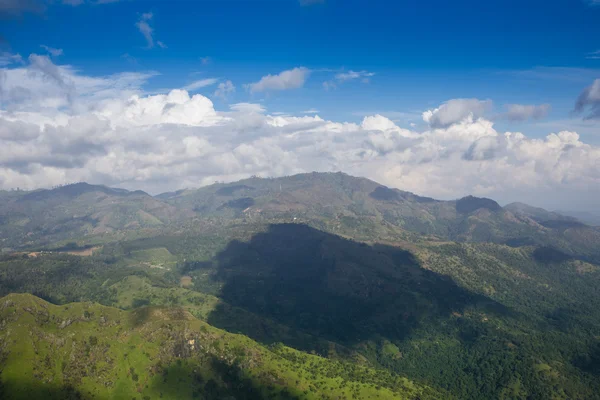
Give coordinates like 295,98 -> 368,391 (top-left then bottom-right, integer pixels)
423,98 -> 492,128
502,103 -> 551,121
574,79 -> 600,119
246,67 -> 310,93
214,80 -> 235,99
1,57 -> 599,212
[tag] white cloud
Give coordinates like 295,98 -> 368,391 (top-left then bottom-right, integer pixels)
502,103 -> 551,121
575,79 -> 600,119
303,109 -> 319,114
0,52 -> 23,67
335,70 -> 375,82
0,54 -> 156,112
1,58 -> 599,212
214,80 -> 235,99
136,22 -> 154,48
423,98 -> 492,128
246,67 -> 310,93
182,78 -> 219,92
136,12 -> 165,49
323,70 -> 375,89
40,45 -> 64,57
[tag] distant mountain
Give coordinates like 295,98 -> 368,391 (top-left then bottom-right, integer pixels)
505,202 -> 583,225
160,172 -> 600,261
555,210 -> 600,226
0,182 -> 193,250
2,173 -> 600,262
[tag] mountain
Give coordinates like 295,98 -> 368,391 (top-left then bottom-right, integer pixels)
0,183 -> 193,251
161,172 -> 600,262
1,172 -> 600,399
555,210 -> 600,226
4,173 -> 598,259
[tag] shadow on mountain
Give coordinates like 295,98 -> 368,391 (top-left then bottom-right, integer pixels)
0,377 -> 98,400
149,355 -> 299,400
533,246 -> 573,264
574,342 -> 600,376
207,223 -> 513,351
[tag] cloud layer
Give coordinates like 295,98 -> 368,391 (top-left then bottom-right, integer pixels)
1,56 -> 599,212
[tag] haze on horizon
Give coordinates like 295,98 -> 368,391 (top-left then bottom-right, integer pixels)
0,0 -> 599,213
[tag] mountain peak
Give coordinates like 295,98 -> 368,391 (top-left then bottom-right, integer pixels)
456,195 -> 502,214
20,182 -> 147,202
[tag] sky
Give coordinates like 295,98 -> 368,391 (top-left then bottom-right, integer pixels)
0,0 -> 599,212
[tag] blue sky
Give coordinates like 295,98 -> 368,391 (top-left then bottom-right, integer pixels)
3,0 -> 600,138
0,0 -> 599,211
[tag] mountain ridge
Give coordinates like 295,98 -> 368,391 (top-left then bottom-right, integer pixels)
2,172 -> 598,264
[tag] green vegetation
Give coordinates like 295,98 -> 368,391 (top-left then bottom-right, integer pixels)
1,172 -> 600,399
0,293 -> 441,400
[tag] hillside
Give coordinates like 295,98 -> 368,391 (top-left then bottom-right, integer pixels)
0,183 -> 193,251
0,293 -> 443,400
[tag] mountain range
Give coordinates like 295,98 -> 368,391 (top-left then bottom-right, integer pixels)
1,172 -> 600,399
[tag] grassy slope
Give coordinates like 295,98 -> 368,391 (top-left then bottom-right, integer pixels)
0,293 -> 444,400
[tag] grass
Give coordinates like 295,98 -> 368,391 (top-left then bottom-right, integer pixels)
0,293 -> 443,400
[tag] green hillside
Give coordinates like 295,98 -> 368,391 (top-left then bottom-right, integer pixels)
0,293 -> 442,400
